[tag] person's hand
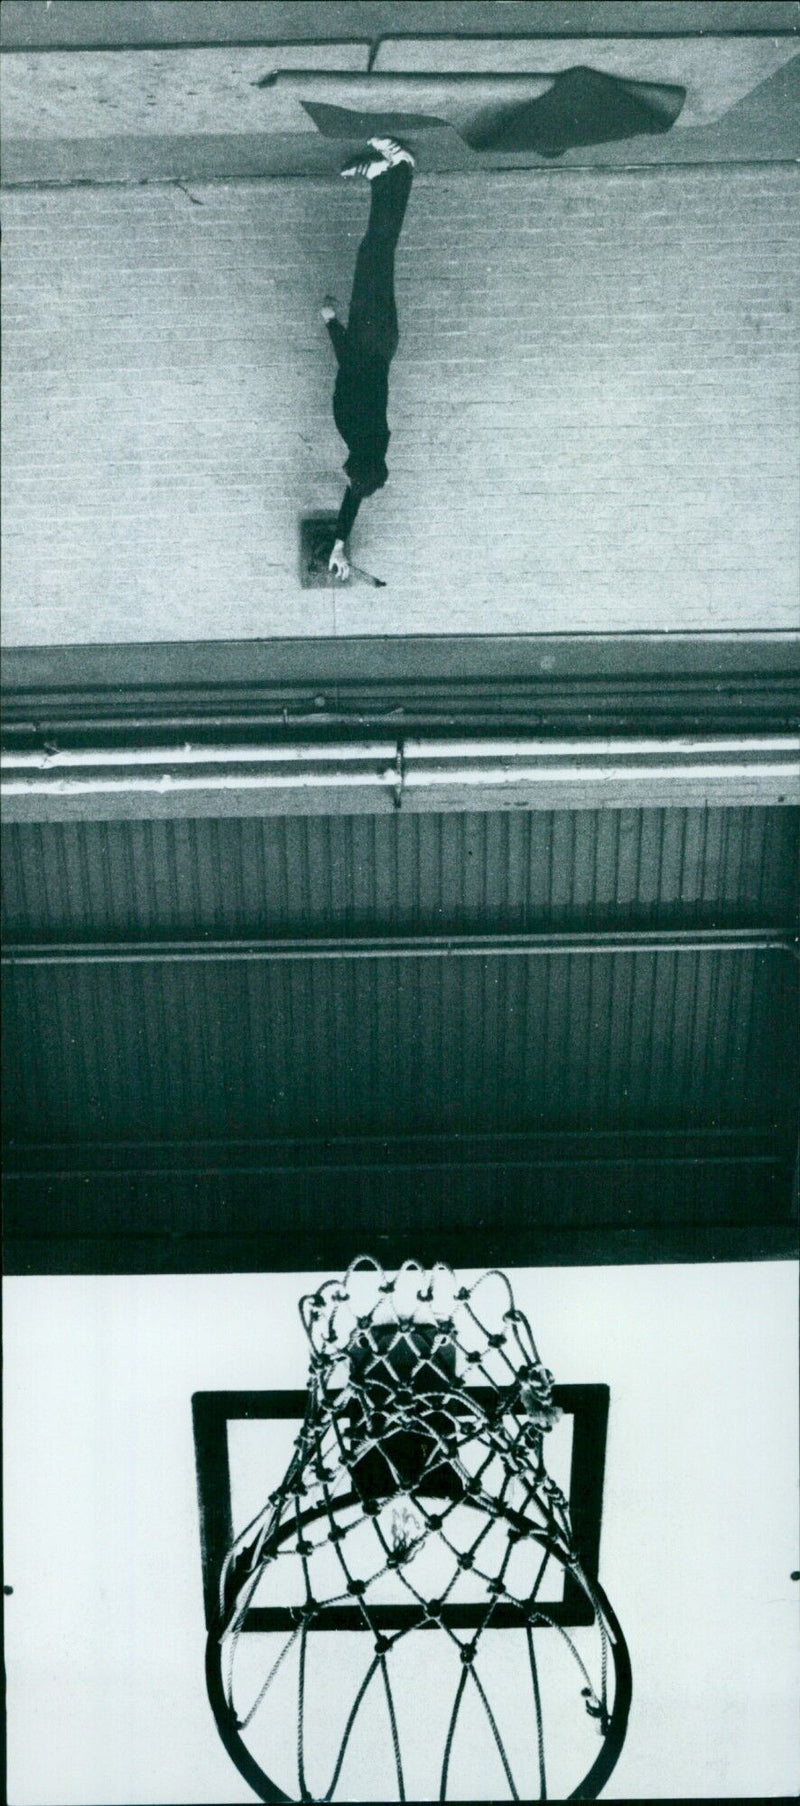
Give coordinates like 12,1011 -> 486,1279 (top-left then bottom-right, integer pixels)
321,294 -> 338,323
328,540 -> 350,582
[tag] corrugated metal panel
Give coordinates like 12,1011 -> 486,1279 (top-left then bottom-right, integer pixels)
4,947 -> 795,1145
4,804 -> 797,1270
3,1154 -> 791,1246
2,808 -> 798,942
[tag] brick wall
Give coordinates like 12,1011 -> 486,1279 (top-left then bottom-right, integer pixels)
2,165 -> 797,642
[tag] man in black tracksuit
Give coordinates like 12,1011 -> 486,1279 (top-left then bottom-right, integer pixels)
322,138 -> 414,581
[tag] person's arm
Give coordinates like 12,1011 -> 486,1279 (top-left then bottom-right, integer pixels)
325,317 -> 347,364
335,485 -> 360,544
329,487 -> 360,577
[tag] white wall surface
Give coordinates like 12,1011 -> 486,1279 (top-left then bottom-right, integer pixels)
3,167 -> 798,645
3,1263 -> 799,1803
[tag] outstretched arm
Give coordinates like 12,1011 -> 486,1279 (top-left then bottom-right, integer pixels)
328,486 -> 360,581
335,485 -> 360,544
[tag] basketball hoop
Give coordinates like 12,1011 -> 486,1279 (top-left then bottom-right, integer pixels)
206,1258 -> 631,1801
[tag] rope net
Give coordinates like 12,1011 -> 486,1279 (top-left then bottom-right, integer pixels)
212,1259 -> 625,1803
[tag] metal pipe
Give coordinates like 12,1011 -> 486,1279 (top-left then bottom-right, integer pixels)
3,733 -> 797,771
2,732 -> 798,818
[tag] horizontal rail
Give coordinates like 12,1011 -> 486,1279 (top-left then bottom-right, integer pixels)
5,1154 -> 784,1179
3,927 -> 798,965
6,734 -> 798,766
3,733 -> 798,817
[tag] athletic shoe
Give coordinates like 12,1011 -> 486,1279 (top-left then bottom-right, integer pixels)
340,147 -> 392,181
368,137 -> 415,169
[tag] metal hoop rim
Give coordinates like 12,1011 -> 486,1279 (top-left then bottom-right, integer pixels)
207,1496 -> 631,1804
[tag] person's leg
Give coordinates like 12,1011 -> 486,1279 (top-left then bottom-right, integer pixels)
346,163 -> 413,364
365,157 -> 413,251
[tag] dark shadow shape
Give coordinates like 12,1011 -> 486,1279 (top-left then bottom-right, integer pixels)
464,65 -> 686,155
303,67 -> 685,157
302,98 -> 445,139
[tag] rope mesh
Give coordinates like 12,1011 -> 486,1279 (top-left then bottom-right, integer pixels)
215,1259 -> 617,1802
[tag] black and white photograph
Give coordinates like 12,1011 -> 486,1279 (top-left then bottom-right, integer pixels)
2,4 -> 799,1803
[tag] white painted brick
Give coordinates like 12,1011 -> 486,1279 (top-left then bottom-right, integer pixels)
1,166 -> 797,642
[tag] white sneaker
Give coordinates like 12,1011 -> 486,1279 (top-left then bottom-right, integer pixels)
368,136 -> 415,169
340,148 -> 392,181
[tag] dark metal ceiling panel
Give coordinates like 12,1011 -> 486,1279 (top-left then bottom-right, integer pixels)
2,807 -> 798,942
4,1156 -> 794,1267
4,804 -> 796,1269
4,945 -> 796,1146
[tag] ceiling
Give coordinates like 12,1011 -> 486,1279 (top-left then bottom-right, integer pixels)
4,802 -> 797,1273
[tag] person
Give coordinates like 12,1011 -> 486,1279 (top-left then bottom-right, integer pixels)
321,137 -> 415,582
